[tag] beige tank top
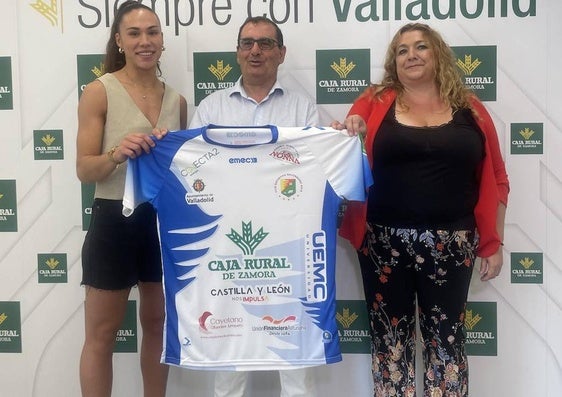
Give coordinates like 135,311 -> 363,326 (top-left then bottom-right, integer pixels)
95,73 -> 181,200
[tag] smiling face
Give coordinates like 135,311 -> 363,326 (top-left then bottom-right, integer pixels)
236,21 -> 286,87
394,29 -> 436,87
115,8 -> 163,71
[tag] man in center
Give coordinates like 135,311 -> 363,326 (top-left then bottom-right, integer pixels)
188,16 -> 319,397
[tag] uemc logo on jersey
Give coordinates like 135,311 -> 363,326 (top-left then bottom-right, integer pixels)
274,173 -> 303,200
270,144 -> 301,165
305,231 -> 328,303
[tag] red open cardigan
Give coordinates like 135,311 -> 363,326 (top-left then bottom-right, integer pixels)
339,89 -> 509,258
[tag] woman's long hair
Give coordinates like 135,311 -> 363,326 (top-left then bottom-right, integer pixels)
367,23 -> 473,111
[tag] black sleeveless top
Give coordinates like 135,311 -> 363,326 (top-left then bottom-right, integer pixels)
367,102 -> 485,230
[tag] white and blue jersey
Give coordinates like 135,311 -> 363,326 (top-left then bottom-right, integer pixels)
123,125 -> 372,370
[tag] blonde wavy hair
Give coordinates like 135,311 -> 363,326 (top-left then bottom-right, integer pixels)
367,23 -> 473,111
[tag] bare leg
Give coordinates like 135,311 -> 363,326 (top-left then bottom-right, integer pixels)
80,286 -> 130,397
138,281 -> 168,397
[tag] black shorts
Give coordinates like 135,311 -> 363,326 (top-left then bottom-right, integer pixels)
81,198 -> 162,290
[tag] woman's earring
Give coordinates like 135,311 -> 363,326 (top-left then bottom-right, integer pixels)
161,46 -> 166,51
118,47 -> 124,54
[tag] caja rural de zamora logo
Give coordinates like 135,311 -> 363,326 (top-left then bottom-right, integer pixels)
208,60 -> 233,82
456,54 -> 481,76
316,49 -> 370,104
77,54 -> 105,99
464,302 -> 497,356
335,301 -> 371,354
227,221 -> 269,256
0,180 -> 18,232
30,0 -> 62,31
336,306 -> 358,329
113,301 -> 137,353
206,221 -> 327,302
0,311 -> 19,344
0,57 -> 13,110
34,129 -> 64,160
38,253 -> 68,283
0,302 -> 22,353
207,221 -> 291,281
511,123 -> 543,154
331,58 -> 356,79
91,63 -> 105,78
193,52 -> 241,105
511,252 -> 543,284
452,46 -> 496,101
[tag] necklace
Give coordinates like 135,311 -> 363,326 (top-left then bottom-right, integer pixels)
124,70 -> 159,100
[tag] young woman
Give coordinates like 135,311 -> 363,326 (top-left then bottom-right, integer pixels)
76,2 -> 186,396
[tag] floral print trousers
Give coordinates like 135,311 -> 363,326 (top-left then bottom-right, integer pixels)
357,223 -> 478,397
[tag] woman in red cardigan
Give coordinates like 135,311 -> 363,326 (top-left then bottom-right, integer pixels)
333,23 -> 509,396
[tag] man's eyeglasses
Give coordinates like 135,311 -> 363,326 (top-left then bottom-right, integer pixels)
238,38 -> 280,51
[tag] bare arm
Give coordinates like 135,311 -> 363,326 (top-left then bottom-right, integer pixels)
76,80 -> 161,183
76,80 -> 116,183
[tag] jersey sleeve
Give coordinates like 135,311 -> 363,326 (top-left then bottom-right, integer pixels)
122,131 -> 189,216
308,128 -> 373,202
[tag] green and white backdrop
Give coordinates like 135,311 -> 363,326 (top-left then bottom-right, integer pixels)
0,1 -> 560,396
